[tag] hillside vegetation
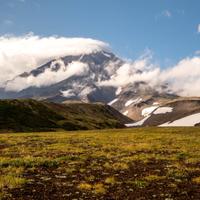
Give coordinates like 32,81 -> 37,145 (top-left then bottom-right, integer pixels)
0,127 -> 200,199
0,99 -> 132,132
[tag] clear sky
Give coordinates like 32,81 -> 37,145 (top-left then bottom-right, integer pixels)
0,0 -> 200,67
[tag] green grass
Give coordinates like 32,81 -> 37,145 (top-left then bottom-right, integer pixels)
0,99 -> 128,132
0,127 -> 200,199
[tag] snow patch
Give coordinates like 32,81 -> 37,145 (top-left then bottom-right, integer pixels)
142,106 -> 158,117
79,86 -> 95,97
125,97 -> 142,107
123,110 -> 129,116
115,87 -> 122,95
108,98 -> 118,106
125,116 -> 150,127
154,107 -> 173,114
159,113 -> 200,127
61,89 -> 75,97
102,52 -> 111,58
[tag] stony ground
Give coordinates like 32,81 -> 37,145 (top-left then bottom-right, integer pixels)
0,127 -> 200,199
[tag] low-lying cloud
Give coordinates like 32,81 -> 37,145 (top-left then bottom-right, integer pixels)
1,34 -> 200,97
101,55 -> 200,97
99,58 -> 160,88
5,61 -> 89,91
0,34 -> 108,85
160,57 -> 200,96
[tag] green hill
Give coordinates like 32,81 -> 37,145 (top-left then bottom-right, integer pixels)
0,99 -> 133,132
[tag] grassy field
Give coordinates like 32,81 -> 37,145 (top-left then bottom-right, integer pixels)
0,127 -> 200,199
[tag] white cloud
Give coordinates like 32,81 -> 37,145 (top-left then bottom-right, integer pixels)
197,24 -> 200,33
162,10 -> 172,18
1,34 -> 200,97
0,34 -> 109,86
79,86 -> 96,97
61,89 -> 76,98
160,57 -> 200,96
155,10 -> 172,21
99,58 -> 160,87
195,50 -> 200,55
5,61 -> 89,91
100,54 -> 200,97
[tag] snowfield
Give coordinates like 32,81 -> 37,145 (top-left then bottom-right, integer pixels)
159,113 -> 200,127
108,98 -> 118,106
115,87 -> 122,95
125,116 -> 150,127
154,107 -> 173,114
142,106 -> 158,117
123,110 -> 129,115
125,97 -> 142,107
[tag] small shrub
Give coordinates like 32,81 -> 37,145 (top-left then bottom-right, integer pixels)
192,177 -> 200,184
0,175 -> 27,189
176,152 -> 188,161
144,175 -> 165,182
132,180 -> 148,188
105,177 -> 116,185
40,160 -> 59,168
167,169 -> 188,180
113,162 -> 129,170
103,162 -> 112,169
93,183 -> 106,194
77,183 -> 92,190
86,175 -> 95,181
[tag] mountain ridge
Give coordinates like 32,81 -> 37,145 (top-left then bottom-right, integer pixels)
0,99 -> 133,132
1,50 -> 200,127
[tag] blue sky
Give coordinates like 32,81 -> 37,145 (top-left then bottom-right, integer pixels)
0,0 -> 200,67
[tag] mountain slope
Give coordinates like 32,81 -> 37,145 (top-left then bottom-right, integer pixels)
108,82 -> 178,121
2,49 -> 199,127
1,51 -> 123,103
125,98 -> 200,127
0,99 -> 133,132
0,50 -> 178,120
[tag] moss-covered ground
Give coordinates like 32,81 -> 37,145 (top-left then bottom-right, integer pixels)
0,127 -> 200,199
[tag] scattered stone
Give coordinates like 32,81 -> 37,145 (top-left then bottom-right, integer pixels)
40,177 -> 51,181
55,175 -> 67,179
